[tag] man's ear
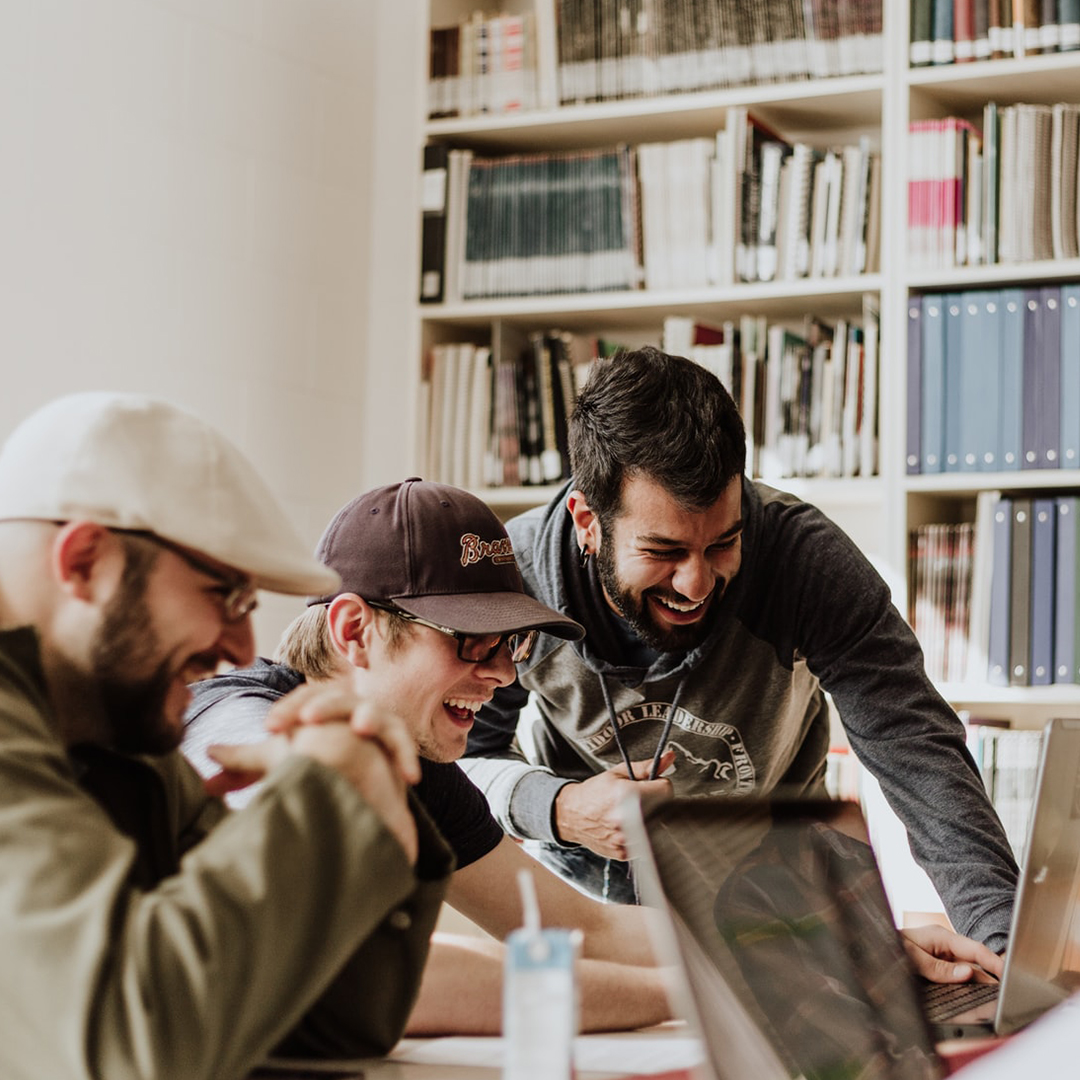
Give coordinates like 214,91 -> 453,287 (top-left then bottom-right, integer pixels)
51,522 -> 122,602
326,593 -> 377,669
567,490 -> 602,556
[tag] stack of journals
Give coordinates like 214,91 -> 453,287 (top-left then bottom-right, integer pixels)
910,0 -> 1080,68
427,0 -> 885,119
965,719 -> 1045,865
905,284 -> 1080,476
420,119 -> 880,304
907,103 -> 1080,271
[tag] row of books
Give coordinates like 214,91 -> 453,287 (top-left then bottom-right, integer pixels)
906,284 -> 1080,476
965,721 -> 1044,865
417,332 -> 620,491
639,125 -> 881,290
914,494 -> 1080,689
418,118 -> 880,304
426,0 -> 884,119
662,302 -> 880,481
910,0 -> 1080,66
418,303 -> 880,491
428,13 -> 539,119
909,521 -> 975,684
907,102 -> 1080,271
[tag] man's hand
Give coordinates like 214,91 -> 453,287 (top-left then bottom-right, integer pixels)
554,752 -> 675,859
900,924 -> 1005,984
264,678 -> 421,785
207,722 -> 418,864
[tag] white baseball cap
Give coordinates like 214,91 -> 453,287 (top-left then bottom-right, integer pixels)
0,392 -> 340,597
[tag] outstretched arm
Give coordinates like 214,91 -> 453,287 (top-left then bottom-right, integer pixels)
407,932 -> 674,1035
446,835 -> 664,967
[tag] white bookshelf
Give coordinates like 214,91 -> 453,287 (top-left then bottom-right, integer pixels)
401,0 -> 1080,917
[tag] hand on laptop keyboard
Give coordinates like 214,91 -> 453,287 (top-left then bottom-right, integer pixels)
901,925 -> 1004,984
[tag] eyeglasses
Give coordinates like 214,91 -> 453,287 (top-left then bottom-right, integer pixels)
119,530 -> 259,623
367,601 -> 538,664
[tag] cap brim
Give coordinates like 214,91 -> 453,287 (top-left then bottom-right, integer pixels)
395,591 -> 584,640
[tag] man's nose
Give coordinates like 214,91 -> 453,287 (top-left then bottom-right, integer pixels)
478,642 -> 518,687
671,555 -> 715,602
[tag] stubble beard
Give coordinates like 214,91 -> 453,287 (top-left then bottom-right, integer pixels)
88,546 -> 181,756
595,541 -> 720,653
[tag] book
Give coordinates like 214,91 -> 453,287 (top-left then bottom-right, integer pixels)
1020,288 -> 1042,470
968,490 -> 1002,682
1008,497 -> 1034,687
971,290 -> 1003,472
943,293 -> 964,471
906,296 -> 922,474
910,0 -> 934,63
1055,496 -> 1080,684
419,143 -> 450,304
1029,497 -> 1057,685
932,0 -> 956,62
1037,284 -> 1062,468
920,293 -> 946,474
1060,284 -> 1080,471
998,287 -> 1025,470
987,496 -> 1013,685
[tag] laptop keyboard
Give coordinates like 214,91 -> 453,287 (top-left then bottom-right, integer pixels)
922,980 -> 1000,1021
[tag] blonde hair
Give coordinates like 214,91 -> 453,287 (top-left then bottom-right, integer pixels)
275,601 -> 413,679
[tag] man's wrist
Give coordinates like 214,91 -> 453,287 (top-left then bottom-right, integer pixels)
508,770 -> 577,845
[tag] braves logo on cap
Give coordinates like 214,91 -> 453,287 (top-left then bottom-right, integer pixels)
460,533 -> 516,568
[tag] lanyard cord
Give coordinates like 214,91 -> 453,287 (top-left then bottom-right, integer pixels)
600,672 -> 688,781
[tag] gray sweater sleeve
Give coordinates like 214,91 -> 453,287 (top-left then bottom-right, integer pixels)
767,501 -> 1018,949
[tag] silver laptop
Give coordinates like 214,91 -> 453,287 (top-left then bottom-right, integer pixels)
925,716 -> 1080,1037
623,718 -> 1080,1078
625,793 -> 945,1080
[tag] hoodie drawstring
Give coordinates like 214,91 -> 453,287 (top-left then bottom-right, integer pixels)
599,672 -> 688,781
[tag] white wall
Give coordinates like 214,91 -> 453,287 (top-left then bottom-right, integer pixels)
0,0 -> 422,650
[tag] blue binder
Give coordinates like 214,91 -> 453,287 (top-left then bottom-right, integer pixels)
1030,498 -> 1057,686
920,293 -> 946,474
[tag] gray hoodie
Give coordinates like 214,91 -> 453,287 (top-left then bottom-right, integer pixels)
462,477 -> 1018,949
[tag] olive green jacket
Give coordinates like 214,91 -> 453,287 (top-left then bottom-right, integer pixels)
0,627 -> 452,1080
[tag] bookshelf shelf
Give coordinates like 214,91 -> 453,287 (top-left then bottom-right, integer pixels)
907,257 -> 1080,291
938,682 -> 1080,707
421,275 -> 884,331
907,52 -> 1080,108
427,74 -> 885,151
904,470 -> 1080,496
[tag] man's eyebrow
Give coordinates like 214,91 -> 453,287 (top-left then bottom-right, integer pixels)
636,520 -> 744,547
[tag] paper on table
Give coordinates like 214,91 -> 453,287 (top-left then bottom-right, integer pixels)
390,1033 -> 704,1074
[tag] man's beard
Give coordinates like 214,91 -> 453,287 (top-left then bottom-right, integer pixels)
88,547 -> 180,756
595,541 -> 720,653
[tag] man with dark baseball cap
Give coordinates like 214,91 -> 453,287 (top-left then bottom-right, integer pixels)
185,479 -> 675,1036
0,394 -> 453,1080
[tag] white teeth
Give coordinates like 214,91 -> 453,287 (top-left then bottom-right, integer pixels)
657,597 -> 704,613
444,698 -> 485,710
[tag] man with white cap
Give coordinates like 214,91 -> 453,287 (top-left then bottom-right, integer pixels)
0,394 -> 453,1080
185,479 -> 677,1035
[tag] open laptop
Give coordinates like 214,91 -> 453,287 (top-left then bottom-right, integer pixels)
924,716 -> 1080,1037
622,719 -> 1080,1079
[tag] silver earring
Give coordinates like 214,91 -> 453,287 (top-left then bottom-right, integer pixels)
579,546 -> 591,568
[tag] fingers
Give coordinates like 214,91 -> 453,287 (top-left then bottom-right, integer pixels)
207,740 -> 282,777
901,925 -> 1004,984
264,681 -> 421,785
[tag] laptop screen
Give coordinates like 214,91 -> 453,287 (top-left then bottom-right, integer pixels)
629,796 -> 943,1080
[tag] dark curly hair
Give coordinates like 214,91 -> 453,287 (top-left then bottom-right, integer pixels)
569,346 -> 746,522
